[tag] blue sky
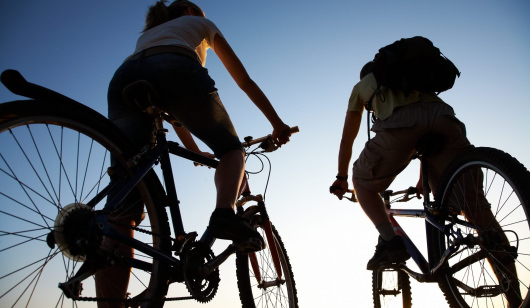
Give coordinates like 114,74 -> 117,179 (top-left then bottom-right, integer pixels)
1,1 -> 529,307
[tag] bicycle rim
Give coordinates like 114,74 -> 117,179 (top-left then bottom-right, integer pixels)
372,269 -> 412,308
0,100 -> 171,307
433,147 -> 530,308
236,223 -> 298,308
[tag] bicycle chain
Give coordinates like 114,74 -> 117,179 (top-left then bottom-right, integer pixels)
82,221 -> 222,303
111,219 -> 172,241
74,295 -> 195,303
71,220 -> 185,304
182,241 -> 220,303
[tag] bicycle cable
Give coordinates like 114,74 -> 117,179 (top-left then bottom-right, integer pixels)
244,145 -> 273,201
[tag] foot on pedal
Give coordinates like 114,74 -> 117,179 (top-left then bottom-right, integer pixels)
367,236 -> 410,271
208,208 -> 266,253
235,237 -> 266,253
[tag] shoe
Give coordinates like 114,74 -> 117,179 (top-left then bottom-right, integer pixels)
208,209 -> 265,253
366,236 -> 410,271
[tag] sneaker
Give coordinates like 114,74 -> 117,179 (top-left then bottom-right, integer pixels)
208,209 -> 265,252
366,236 -> 410,270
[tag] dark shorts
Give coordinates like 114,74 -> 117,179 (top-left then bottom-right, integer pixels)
352,101 -> 473,193
108,53 -> 242,158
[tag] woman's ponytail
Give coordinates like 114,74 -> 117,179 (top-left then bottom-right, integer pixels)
143,1 -> 170,32
143,1 -> 205,32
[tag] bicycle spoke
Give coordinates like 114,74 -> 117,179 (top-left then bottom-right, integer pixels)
435,148 -> 530,307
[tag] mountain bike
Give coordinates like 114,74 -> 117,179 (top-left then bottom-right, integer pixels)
342,134 -> 530,308
0,69 -> 299,307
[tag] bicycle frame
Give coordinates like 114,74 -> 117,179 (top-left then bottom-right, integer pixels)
382,155 -> 481,284
60,106 -> 283,296
97,118 -> 216,264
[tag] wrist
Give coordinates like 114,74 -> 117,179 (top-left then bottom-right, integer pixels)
336,175 -> 348,181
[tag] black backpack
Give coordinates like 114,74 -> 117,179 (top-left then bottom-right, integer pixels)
372,36 -> 460,94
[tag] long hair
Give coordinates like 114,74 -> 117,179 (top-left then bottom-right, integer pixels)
143,0 -> 205,32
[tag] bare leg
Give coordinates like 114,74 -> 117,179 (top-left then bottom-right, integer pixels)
95,220 -> 134,308
464,205 -> 521,306
214,149 -> 245,209
353,180 -> 395,240
459,169 -> 521,307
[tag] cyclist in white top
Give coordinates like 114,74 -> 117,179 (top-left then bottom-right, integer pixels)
101,1 -> 292,306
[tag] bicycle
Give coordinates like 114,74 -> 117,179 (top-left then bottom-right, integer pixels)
0,69 -> 299,308
341,134 -> 530,308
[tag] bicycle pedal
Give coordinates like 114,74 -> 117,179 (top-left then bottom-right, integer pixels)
376,262 -> 404,271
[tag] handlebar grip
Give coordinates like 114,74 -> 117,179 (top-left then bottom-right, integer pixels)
242,126 -> 299,148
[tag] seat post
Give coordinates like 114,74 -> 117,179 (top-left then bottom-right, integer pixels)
145,106 -> 165,132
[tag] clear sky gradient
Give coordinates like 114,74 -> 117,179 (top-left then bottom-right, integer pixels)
1,1 -> 529,307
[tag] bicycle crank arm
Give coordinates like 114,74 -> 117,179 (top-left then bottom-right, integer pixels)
429,244 -> 459,275
58,260 -> 98,299
399,264 -> 437,283
199,244 -> 237,277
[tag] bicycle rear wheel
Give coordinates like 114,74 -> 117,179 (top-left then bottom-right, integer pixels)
372,269 -> 412,308
432,147 -> 530,308
235,221 -> 298,307
0,100 -> 171,307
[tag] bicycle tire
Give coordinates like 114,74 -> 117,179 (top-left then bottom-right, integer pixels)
0,100 -> 172,308
235,222 -> 298,308
372,269 -> 412,308
431,147 -> 530,308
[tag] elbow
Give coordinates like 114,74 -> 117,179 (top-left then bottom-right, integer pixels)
235,76 -> 257,92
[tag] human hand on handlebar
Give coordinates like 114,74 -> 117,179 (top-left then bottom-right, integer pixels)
329,179 -> 349,200
271,123 -> 292,147
198,151 -> 216,160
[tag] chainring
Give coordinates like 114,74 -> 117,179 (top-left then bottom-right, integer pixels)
182,241 -> 220,303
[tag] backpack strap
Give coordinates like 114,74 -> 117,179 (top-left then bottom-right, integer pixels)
365,84 -> 383,141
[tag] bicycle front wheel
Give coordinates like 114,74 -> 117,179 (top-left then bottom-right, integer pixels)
372,269 -> 412,308
432,147 -> 530,308
0,100 -> 171,307
236,222 -> 298,308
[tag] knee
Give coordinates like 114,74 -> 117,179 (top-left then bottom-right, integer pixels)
352,178 -> 377,194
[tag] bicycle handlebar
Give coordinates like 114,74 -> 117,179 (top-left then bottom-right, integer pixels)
242,126 -> 299,150
188,126 -> 298,167
336,187 -> 419,203
380,187 -> 418,199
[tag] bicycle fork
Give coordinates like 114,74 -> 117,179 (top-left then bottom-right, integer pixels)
236,193 -> 284,288
188,192 -> 283,285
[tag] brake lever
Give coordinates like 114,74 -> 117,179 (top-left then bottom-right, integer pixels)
397,186 -> 420,202
259,138 -> 277,152
330,187 -> 358,202
344,193 -> 358,202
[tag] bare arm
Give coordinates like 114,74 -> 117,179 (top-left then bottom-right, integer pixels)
338,111 -> 362,176
173,125 -> 215,159
331,111 -> 362,198
213,34 -> 290,145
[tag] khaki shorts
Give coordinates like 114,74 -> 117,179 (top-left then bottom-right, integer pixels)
352,101 -> 473,193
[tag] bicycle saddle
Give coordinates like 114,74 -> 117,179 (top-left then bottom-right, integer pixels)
122,80 -> 182,127
122,80 -> 160,111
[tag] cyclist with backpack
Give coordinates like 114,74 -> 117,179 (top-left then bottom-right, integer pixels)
330,37 -> 472,270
